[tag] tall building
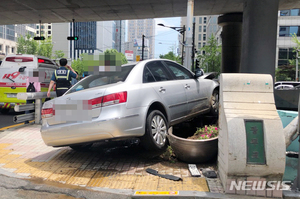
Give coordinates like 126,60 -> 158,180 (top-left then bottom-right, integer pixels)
115,20 -> 126,54
127,19 -> 155,59
0,24 -> 35,59
276,9 -> 300,68
52,21 -> 119,60
206,16 -> 222,45
180,16 -> 222,53
36,23 -> 52,38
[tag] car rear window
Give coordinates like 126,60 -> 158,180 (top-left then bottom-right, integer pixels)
66,65 -> 135,94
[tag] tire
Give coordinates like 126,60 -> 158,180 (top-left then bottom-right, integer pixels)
210,89 -> 219,116
0,108 -> 10,114
141,110 -> 168,152
69,143 -> 93,151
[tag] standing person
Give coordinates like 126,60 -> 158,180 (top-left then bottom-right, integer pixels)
47,58 -> 78,97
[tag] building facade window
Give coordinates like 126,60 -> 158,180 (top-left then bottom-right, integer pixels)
199,17 -> 202,24
198,42 -> 201,49
0,26 -> 3,38
278,48 -> 296,66
36,30 -> 39,34
280,9 -> 300,16
48,31 -> 51,34
203,26 -> 206,32
11,47 -> 15,53
48,25 -> 51,29
203,34 -> 206,41
6,25 -> 15,41
198,34 -> 201,41
199,26 -> 202,32
204,17 -> 207,24
279,26 -> 300,37
203,42 -> 206,47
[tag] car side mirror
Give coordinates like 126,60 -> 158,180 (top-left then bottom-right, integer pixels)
194,67 -> 204,78
18,66 -> 26,72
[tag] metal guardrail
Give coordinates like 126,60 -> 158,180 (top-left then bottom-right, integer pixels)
13,91 -> 56,124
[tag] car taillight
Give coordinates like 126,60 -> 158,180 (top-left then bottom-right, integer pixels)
5,57 -> 33,62
38,58 -> 45,63
102,91 -> 127,107
42,102 -> 55,118
88,91 -> 127,109
88,96 -> 103,109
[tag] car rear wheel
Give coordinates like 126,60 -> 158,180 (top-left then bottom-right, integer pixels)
141,110 -> 168,152
69,143 -> 93,151
210,89 -> 219,116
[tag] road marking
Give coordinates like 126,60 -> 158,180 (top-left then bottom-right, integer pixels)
0,120 -> 34,131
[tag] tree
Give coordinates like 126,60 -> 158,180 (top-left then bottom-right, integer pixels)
104,49 -> 128,65
275,65 -> 295,81
276,33 -> 300,81
197,34 -> 221,73
17,34 -> 39,55
159,51 -> 181,64
37,37 -> 53,58
53,50 -> 65,60
71,56 -> 84,77
16,34 -> 53,58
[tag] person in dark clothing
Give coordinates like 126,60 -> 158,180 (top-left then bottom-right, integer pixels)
47,58 -> 78,97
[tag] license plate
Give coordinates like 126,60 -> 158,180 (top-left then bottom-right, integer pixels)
7,93 -> 17,98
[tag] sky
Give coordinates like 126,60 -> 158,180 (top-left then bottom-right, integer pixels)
154,17 -> 181,58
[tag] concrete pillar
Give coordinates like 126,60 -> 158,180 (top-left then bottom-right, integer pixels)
218,13 -> 243,73
240,0 -> 279,79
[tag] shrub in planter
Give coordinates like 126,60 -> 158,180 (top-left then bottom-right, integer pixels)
167,125 -> 218,163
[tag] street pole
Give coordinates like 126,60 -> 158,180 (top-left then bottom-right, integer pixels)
296,50 -> 299,81
142,34 -> 145,60
184,0 -> 194,70
192,19 -> 195,71
181,25 -> 185,65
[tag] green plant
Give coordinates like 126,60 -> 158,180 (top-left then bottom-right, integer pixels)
194,125 -> 218,140
160,146 -> 177,163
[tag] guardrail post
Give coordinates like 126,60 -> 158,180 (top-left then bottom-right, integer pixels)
16,92 -> 56,124
35,98 -> 42,124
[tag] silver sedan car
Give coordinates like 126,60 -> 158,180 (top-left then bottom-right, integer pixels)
41,59 -> 219,152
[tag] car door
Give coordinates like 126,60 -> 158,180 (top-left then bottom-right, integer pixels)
143,61 -> 187,122
162,61 -> 210,116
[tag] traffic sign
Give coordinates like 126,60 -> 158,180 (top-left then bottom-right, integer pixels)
136,55 -> 140,61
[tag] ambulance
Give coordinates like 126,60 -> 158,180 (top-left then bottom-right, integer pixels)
0,54 -> 58,114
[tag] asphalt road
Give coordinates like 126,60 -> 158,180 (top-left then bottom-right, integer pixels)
0,109 -> 24,129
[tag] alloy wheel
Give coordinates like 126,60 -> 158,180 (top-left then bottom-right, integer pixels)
151,115 -> 167,146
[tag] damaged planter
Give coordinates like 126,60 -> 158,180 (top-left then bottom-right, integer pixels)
167,127 -> 218,163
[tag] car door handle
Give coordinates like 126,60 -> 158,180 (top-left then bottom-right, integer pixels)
159,87 -> 166,92
185,84 -> 190,89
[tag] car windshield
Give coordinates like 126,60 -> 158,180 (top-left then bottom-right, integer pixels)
66,64 -> 135,94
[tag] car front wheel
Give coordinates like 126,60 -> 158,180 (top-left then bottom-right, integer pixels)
210,89 -> 219,116
141,110 -> 168,152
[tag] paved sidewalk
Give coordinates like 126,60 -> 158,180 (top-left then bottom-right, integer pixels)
0,124 -> 299,198
0,125 -> 222,193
